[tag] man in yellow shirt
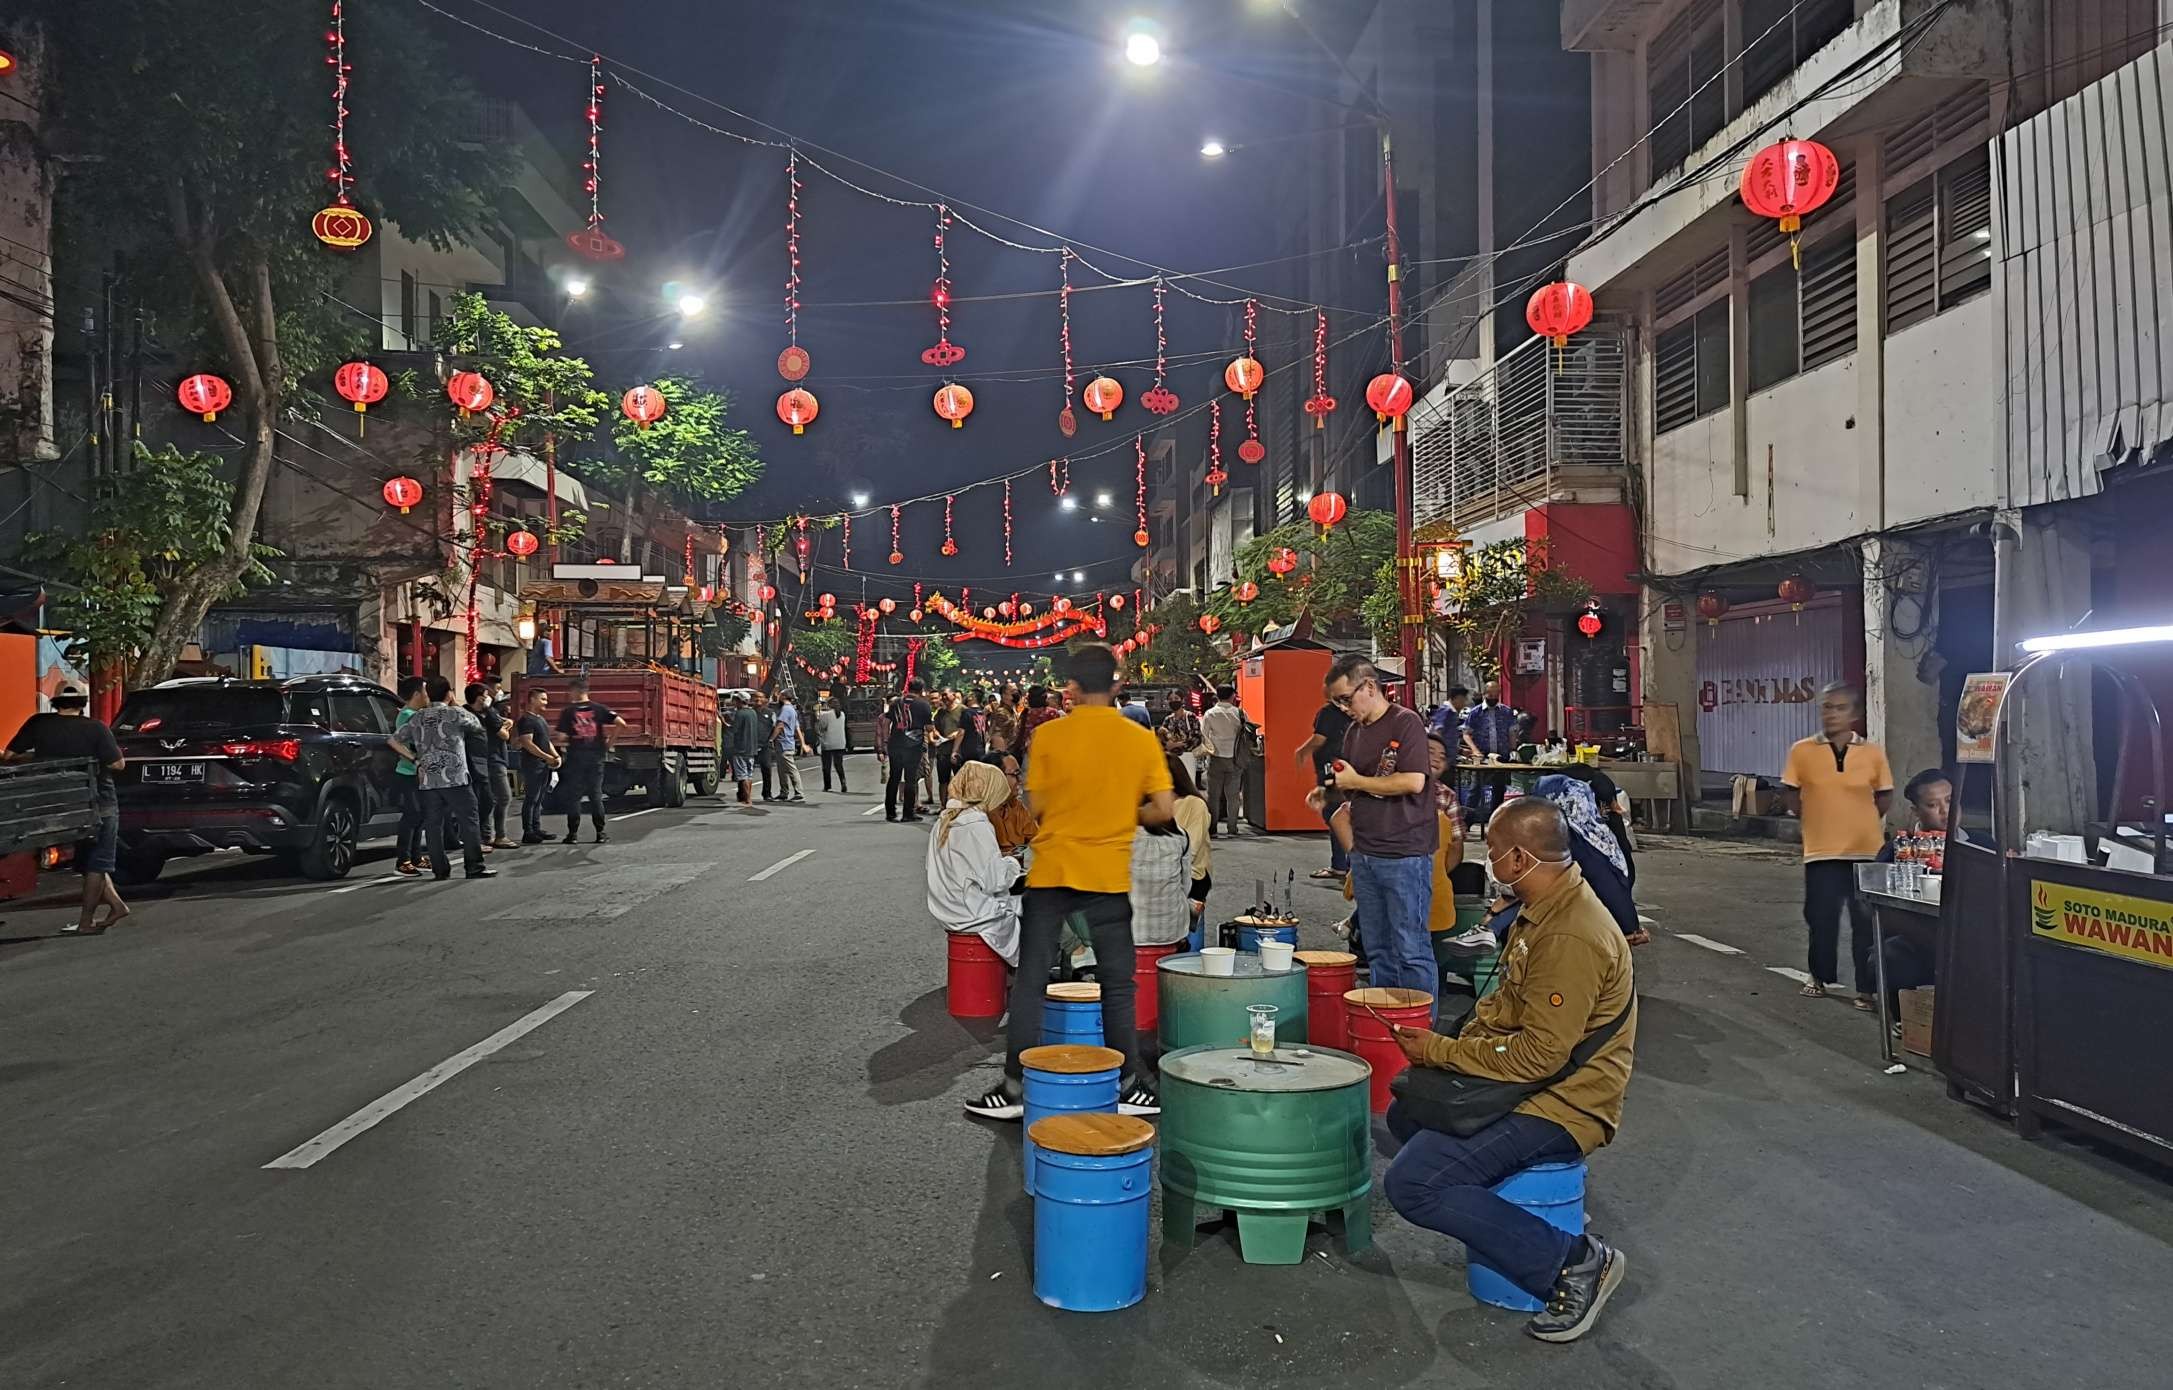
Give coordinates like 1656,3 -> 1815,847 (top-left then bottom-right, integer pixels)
1780,683 -> 1894,1009
965,643 -> 1174,1120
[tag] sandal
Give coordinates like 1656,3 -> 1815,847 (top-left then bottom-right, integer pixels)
1853,994 -> 1877,1012
1309,868 -> 1341,880
1799,982 -> 1828,999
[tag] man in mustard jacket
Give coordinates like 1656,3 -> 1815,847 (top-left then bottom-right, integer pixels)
1384,796 -> 1637,1344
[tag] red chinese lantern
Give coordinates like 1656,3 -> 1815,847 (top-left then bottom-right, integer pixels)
1234,580 -> 1259,604
1132,528 -> 1151,548
1267,547 -> 1298,576
1108,594 -> 1125,611
447,371 -> 495,418
1365,373 -> 1415,430
1084,376 -> 1124,421
890,550 -> 905,566
998,599 -> 1016,618
933,383 -> 974,429
1741,138 -> 1842,266
311,205 -> 374,251
982,606 -> 998,620
1053,597 -> 1072,614
759,583 -> 777,603
777,345 -> 811,382
1696,592 -> 1729,625
878,598 -> 897,614
1019,602 -> 1034,617
908,607 -> 923,622
817,592 -> 836,609
1238,438 -> 1266,465
176,373 -> 232,422
1577,605 -> 1604,639
622,385 -> 668,430
505,529 -> 540,558
381,475 -> 424,514
1199,613 -> 1222,635
1307,492 -> 1348,529
1526,282 -> 1595,347
941,538 -> 960,557
1224,356 -> 1264,400
1777,574 -> 1816,611
777,388 -> 819,435
333,361 -> 388,424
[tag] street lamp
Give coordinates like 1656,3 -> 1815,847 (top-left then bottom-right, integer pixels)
1060,496 -> 1079,511
1072,571 -> 1087,584
1123,27 -> 1163,66
850,491 -> 871,508
676,291 -> 707,317
1200,139 -> 1227,159
564,276 -> 591,299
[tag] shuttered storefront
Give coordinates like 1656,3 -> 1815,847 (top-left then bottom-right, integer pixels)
1695,597 -> 1857,779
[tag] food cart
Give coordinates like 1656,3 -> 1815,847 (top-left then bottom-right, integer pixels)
1934,628 -> 2173,1164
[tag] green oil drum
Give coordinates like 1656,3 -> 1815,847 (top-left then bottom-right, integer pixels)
1157,1044 -> 1373,1265
1156,953 -> 1309,1052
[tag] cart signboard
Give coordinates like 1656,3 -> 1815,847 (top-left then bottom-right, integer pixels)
2030,879 -> 2173,971
1955,671 -> 2010,764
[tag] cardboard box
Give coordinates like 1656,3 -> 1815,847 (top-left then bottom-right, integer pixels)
1899,987 -> 1935,1057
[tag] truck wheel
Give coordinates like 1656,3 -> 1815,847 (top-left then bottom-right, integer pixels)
667,755 -> 688,808
691,772 -> 718,798
650,757 -> 683,809
298,795 -> 361,880
114,846 -> 167,887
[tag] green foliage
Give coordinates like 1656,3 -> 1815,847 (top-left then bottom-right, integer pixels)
23,446 -> 278,671
918,640 -> 963,688
787,620 -> 854,669
598,376 -> 764,511
699,607 -> 752,657
1204,510 -> 1397,638
442,294 -> 609,451
1439,538 -> 1591,679
1128,593 -> 1233,689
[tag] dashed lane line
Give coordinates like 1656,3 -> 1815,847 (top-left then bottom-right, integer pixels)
262,990 -> 594,1170
748,848 -> 815,882
1766,966 -> 1816,985
1674,932 -> 1745,955
861,805 -> 886,817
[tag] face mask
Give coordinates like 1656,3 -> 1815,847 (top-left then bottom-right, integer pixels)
1489,849 -> 1565,896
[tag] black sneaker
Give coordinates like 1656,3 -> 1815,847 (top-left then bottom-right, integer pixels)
1118,1084 -> 1161,1117
465,867 -> 498,880
963,1085 -> 1023,1120
1526,1234 -> 1625,1343
561,832 -> 579,845
593,831 -> 609,843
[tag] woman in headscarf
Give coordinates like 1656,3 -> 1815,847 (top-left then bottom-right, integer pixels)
1534,772 -> 1643,942
925,759 -> 1023,965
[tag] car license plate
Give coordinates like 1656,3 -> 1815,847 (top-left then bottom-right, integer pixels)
142,762 -> 205,784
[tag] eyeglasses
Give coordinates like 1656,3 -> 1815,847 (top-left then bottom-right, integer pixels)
1328,678 -> 1376,711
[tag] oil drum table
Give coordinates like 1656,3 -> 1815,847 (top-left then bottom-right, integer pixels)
1156,952 -> 1309,1052
1156,1044 -> 1373,1265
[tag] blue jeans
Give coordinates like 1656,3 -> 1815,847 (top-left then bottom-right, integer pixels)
1384,1102 -> 1582,1299
1350,851 -> 1435,1019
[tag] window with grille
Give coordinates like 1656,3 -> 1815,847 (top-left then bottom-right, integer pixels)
1748,265 -> 1800,392
1746,232 -> 1858,392
1741,0 -> 1857,108
1647,0 -> 1726,179
399,272 -> 418,346
1656,298 -> 1731,434
1884,147 -> 1991,333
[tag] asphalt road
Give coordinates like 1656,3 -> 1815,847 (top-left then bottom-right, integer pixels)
4,760 -> 2170,1389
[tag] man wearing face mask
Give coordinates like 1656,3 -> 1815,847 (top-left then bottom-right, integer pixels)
1381,797 -> 1637,1344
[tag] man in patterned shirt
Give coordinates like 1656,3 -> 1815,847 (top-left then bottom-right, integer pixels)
389,677 -> 494,881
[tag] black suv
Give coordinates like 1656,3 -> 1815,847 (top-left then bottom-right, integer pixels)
114,675 -> 407,883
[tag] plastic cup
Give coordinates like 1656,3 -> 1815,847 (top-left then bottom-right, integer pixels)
1200,947 -> 1236,977
1248,1004 -> 1279,1057
1258,939 -> 1295,972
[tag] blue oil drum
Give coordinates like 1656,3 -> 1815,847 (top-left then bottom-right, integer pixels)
1236,923 -> 1299,952
1042,982 -> 1104,1047
1020,1044 -> 1121,1197
1030,1114 -> 1156,1312
1465,1160 -> 1587,1312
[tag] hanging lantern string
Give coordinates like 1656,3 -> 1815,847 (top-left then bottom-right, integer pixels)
784,147 -> 801,344
581,52 -> 605,233
1206,398 -> 1226,496
326,1 -> 353,206
1313,308 -> 1329,399
1151,278 -> 1168,391
1244,299 -> 1260,443
1059,248 -> 1075,415
1002,479 -> 1013,567
1134,435 -> 1148,535
1049,457 -> 1069,497
932,204 -> 953,347
840,512 -> 851,567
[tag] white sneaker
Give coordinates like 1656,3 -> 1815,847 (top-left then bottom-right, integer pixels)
1331,914 -> 1355,939
1446,925 -> 1498,951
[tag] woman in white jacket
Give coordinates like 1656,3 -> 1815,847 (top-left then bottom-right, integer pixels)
926,759 -> 1023,965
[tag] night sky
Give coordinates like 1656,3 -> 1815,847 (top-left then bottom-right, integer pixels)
429,0 -> 1366,605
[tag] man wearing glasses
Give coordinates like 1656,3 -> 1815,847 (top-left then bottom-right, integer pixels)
1307,653 -> 1437,1019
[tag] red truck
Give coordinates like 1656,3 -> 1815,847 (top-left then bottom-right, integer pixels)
513,665 -> 719,806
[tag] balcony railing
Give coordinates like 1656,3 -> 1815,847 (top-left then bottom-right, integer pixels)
1410,324 -> 1628,530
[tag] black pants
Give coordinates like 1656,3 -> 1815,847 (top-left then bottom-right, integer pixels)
821,748 -> 848,791
422,784 -> 484,876
886,740 -> 923,819
1805,860 -> 1874,991
1003,887 -> 1140,1086
934,748 -> 956,801
758,750 -> 774,800
520,766 -> 553,838
1882,935 -> 1935,1017
563,757 -> 608,835
395,773 -> 423,863
467,762 -> 495,845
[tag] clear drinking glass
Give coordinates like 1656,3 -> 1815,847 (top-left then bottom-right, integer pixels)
1247,1004 -> 1279,1058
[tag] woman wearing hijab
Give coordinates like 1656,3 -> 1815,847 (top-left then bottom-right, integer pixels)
1534,773 -> 1643,942
925,760 -> 1024,966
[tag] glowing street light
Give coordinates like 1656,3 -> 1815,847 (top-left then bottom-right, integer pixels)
564,276 -> 591,299
1072,570 -> 1087,584
676,291 -> 707,317
850,491 -> 871,508
1199,139 -> 1227,159
1060,496 -> 1079,511
1122,23 -> 1163,67
1093,491 -> 1113,509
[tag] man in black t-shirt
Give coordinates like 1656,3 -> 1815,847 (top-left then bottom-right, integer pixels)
512,687 -> 561,843
6,686 -> 129,933
556,677 -> 621,843
1295,699 -> 1354,879
885,679 -> 934,822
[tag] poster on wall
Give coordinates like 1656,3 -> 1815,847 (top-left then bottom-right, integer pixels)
1515,638 -> 1546,675
1955,671 -> 2011,764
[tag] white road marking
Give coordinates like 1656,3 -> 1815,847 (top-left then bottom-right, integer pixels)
615,807 -> 660,820
1767,966 -> 1815,985
1637,914 -> 1659,927
327,875 -> 408,896
486,863 -> 712,921
263,990 -> 594,1170
748,848 -> 815,882
1675,933 -> 1744,955
861,805 -> 886,817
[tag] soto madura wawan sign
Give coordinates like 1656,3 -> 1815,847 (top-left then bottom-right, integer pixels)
2031,879 -> 2173,971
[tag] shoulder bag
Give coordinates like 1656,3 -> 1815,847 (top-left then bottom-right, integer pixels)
1388,997 -> 1635,1138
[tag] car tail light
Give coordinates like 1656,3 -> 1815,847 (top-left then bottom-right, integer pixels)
220,739 -> 301,761
38,845 -> 68,869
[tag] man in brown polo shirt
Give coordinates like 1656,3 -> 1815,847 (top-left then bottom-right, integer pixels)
1381,798 -> 1636,1344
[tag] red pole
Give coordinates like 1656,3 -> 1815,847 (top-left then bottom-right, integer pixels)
1382,123 -> 1420,708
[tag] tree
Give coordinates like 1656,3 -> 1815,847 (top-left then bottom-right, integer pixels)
1206,510 -> 1397,640
47,1 -> 510,685
1436,537 -> 1591,679
1128,593 -> 1234,689
918,640 -> 963,689
596,376 -> 763,563
24,446 -> 277,678
440,294 -> 605,549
